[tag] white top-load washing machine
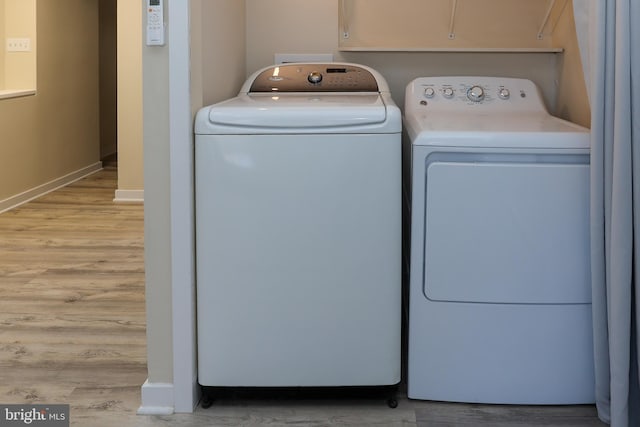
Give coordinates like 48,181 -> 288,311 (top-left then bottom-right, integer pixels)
194,63 -> 401,388
404,77 -> 595,404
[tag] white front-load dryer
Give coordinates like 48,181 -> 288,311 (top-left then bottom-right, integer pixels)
194,63 -> 401,389
404,77 -> 595,404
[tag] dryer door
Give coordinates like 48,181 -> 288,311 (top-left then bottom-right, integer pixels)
421,152 -> 590,304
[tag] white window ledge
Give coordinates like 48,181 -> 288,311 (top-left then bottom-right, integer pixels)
0,89 -> 36,100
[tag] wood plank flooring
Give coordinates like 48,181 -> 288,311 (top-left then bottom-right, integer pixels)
0,166 -> 146,426
0,166 -> 606,426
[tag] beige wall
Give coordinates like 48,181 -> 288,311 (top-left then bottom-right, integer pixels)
553,2 -> 590,128
246,0 -> 336,75
201,0 -> 246,106
99,0 -> 117,159
0,0 -> 5,86
0,0 -> 99,201
117,0 -> 143,191
3,0 -> 36,90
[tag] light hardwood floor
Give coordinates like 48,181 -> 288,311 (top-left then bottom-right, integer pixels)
0,166 -> 606,426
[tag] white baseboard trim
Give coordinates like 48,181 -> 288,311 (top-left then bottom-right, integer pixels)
0,162 -> 103,214
137,380 -> 174,415
113,189 -> 144,203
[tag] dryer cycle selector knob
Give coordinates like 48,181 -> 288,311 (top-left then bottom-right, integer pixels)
467,85 -> 485,102
308,71 -> 323,84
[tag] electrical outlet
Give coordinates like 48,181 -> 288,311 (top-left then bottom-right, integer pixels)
7,38 -> 31,52
274,53 -> 334,64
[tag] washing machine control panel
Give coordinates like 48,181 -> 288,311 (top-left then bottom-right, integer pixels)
408,76 -> 547,113
249,64 -> 380,92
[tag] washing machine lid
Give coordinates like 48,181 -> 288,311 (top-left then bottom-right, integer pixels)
404,112 -> 590,149
195,93 -> 401,134
207,93 -> 388,129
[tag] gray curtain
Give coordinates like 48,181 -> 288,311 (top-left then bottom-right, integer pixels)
574,0 -> 640,425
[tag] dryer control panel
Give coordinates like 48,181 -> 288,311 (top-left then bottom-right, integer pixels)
406,76 -> 548,113
249,64 -> 379,93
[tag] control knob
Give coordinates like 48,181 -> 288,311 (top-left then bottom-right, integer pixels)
467,85 -> 485,102
424,87 -> 435,98
498,88 -> 510,100
442,87 -> 454,99
308,71 -> 323,84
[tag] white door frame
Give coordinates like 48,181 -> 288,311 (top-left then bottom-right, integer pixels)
169,0 -> 199,413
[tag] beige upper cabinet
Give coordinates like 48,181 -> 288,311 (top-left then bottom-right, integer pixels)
339,0 -> 569,52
